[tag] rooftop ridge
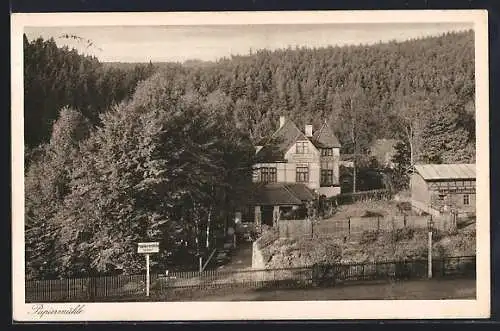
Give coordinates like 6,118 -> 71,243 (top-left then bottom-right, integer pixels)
311,120 -> 341,148
414,163 -> 476,180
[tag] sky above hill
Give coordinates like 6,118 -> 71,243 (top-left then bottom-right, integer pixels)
25,22 -> 472,63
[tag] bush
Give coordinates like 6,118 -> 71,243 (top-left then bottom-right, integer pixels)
301,239 -> 342,265
396,201 -> 412,212
360,230 -> 379,244
394,227 -> 415,241
362,210 -> 384,218
256,227 -> 278,250
439,229 -> 476,256
461,228 -> 476,241
432,228 -> 445,241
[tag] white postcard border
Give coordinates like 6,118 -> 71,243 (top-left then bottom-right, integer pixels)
11,10 -> 490,321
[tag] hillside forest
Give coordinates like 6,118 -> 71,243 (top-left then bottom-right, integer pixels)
23,30 -> 475,279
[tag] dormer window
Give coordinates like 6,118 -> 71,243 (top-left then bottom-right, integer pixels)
260,167 -> 277,183
321,148 -> 333,156
296,141 -> 309,154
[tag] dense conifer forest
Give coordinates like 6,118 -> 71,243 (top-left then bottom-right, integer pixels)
23,30 -> 475,279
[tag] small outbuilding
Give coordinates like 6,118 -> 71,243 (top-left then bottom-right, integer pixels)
248,182 -> 316,228
411,163 -> 476,217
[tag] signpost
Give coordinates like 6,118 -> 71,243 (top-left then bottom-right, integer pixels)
137,242 -> 159,297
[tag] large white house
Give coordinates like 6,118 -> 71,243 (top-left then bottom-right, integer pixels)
249,116 -> 341,226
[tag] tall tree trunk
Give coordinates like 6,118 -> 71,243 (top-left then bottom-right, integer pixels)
406,123 -> 414,193
352,158 -> 357,193
350,99 -> 357,193
223,191 -> 229,239
193,202 -> 200,258
206,207 -> 212,251
407,124 -> 414,168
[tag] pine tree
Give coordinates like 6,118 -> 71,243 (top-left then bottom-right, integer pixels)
421,95 -> 473,163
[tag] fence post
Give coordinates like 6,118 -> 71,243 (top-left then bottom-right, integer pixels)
403,214 -> 407,227
348,217 -> 351,237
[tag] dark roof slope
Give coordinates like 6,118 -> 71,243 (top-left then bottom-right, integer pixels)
284,183 -> 316,201
255,119 -> 307,162
312,121 -> 341,148
249,183 -> 316,206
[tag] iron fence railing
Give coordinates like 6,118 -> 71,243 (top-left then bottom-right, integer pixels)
26,255 -> 475,302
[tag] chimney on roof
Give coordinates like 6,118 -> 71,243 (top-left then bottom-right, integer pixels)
279,116 -> 286,129
305,124 -> 313,138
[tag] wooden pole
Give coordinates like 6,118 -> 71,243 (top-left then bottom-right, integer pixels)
428,230 -> 433,278
428,225 -> 433,279
146,254 -> 150,297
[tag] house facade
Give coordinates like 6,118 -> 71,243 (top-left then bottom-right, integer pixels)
411,163 -> 476,218
248,116 -> 341,227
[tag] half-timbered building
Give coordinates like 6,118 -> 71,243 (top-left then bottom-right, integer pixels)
411,163 -> 476,217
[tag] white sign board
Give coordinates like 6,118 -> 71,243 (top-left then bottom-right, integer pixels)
137,242 -> 159,254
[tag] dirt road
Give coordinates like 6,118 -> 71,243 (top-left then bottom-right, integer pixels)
173,278 -> 476,301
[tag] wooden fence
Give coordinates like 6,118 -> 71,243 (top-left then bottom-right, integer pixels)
278,219 -> 312,239
278,215 -> 447,240
25,255 -> 475,302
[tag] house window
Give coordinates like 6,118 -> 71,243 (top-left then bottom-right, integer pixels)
321,170 -> 334,186
252,168 -> 259,182
296,141 -> 309,154
321,148 -> 333,156
463,194 -> 470,205
321,161 -> 334,170
296,166 -> 309,183
260,167 -> 277,183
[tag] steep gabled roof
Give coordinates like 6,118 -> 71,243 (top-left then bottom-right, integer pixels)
311,121 -> 341,148
255,118 -> 308,162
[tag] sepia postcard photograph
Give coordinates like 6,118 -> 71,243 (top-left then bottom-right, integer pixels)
11,10 -> 490,321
